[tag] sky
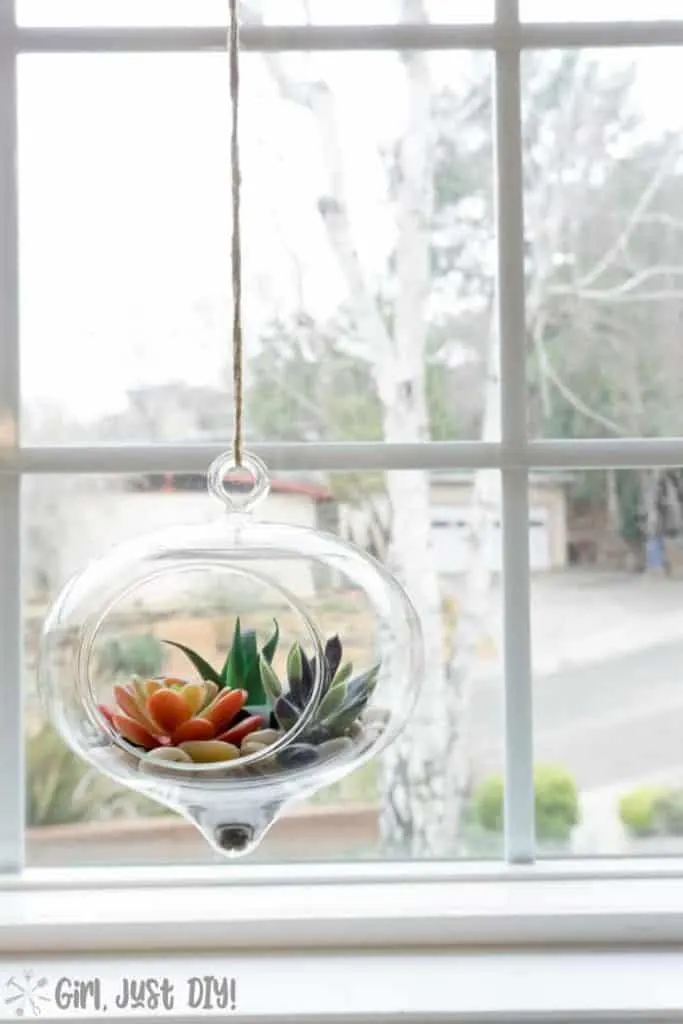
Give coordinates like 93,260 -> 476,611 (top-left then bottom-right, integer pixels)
15,1 -> 683,428
19,1 -> 494,27
18,0 -> 683,27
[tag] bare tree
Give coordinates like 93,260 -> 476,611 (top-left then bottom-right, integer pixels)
245,0 -> 449,852
523,53 -> 683,561
237,18 -> 683,852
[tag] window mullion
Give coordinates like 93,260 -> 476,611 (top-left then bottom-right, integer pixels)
495,0 -> 535,864
10,437 -> 683,474
16,23 -> 498,54
0,0 -> 22,873
14,22 -> 683,55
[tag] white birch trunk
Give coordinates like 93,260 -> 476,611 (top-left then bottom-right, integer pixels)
255,0 -> 448,853
374,2 -> 447,855
442,316 -> 501,852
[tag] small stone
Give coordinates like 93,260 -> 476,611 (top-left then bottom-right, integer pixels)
317,737 -> 354,762
240,739 -> 268,758
363,727 -> 383,747
277,744 -> 319,769
305,724 -> 333,745
247,728 -> 281,746
178,740 -> 240,763
144,746 -> 192,762
361,707 -> 390,728
139,746 -> 193,775
219,763 -> 247,779
244,753 -> 279,777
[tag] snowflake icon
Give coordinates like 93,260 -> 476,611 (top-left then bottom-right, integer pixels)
2,971 -> 51,1017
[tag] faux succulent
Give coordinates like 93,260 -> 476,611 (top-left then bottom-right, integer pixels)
258,636 -> 380,743
98,677 -> 266,763
164,617 -> 279,707
99,618 -> 382,769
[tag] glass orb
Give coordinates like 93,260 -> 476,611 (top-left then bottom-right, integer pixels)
37,452 -> 423,857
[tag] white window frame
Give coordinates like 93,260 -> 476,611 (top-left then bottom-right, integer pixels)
3,2 -> 683,1017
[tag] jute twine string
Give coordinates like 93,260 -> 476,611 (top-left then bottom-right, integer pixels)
228,0 -> 243,466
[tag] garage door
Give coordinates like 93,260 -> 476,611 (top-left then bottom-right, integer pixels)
528,509 -> 550,570
431,507 -> 550,572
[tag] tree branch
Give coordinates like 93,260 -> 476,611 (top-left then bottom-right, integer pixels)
565,288 -> 683,304
553,265 -> 683,300
243,3 -> 395,375
535,332 -> 628,436
639,211 -> 683,232
571,141 -> 682,291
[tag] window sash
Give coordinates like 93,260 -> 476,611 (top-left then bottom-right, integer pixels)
2,0 -> 683,875
0,0 -> 22,876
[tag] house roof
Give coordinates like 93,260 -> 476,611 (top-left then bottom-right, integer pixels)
131,471 -> 332,502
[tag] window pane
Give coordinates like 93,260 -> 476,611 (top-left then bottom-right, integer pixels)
19,51 -> 494,444
523,49 -> 683,440
24,469 -> 503,866
18,1 -> 492,27
522,0 -> 682,20
531,468 -> 683,858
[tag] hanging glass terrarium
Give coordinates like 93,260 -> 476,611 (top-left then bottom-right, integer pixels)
36,2 -> 424,859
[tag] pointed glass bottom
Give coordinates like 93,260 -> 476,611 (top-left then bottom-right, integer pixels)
180,794 -> 286,858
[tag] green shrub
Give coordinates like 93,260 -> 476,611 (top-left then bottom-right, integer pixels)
27,722 -> 120,827
618,786 -> 683,838
472,764 -> 579,842
473,773 -> 504,832
26,721 -> 171,828
618,787 -> 667,837
534,764 -> 580,841
96,633 -> 163,680
657,790 -> 683,836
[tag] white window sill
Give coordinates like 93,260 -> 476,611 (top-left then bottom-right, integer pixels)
4,859 -> 683,951
0,860 -> 683,1020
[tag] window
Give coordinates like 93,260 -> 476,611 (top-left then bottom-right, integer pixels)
4,1 -> 683,1019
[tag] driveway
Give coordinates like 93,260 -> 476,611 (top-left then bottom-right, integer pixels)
463,570 -> 683,791
470,637 -> 683,790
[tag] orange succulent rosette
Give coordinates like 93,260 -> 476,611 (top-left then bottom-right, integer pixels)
99,677 -> 266,763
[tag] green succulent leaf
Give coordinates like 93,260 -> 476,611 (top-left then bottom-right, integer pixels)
220,617 -> 244,689
332,661 -> 353,687
286,643 -> 303,686
323,667 -> 380,734
315,680 -> 347,722
162,640 -> 223,686
323,699 -> 367,736
259,653 -> 283,706
240,628 -> 258,673
244,658 -> 267,706
310,654 -> 333,698
287,642 -> 310,708
346,664 -> 380,703
261,619 -> 280,664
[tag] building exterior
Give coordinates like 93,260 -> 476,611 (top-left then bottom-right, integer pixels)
30,470 -> 568,612
39,473 -> 333,603
340,472 -> 569,574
